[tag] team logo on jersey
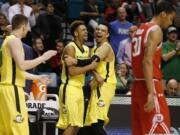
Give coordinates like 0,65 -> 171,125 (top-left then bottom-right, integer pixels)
14,115 -> 24,123
97,100 -> 105,107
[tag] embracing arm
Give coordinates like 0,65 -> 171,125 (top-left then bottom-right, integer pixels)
64,45 -> 98,76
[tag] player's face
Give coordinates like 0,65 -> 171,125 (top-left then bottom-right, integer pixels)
76,25 -> 88,42
22,23 -> 28,38
162,12 -> 176,29
95,24 -> 109,44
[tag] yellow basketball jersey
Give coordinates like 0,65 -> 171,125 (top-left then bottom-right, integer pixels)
61,42 -> 89,87
93,42 -> 117,84
0,35 -> 25,87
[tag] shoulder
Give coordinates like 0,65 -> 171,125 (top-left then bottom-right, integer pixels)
64,42 -> 75,52
24,5 -> 32,11
109,20 -> 118,26
8,36 -> 22,46
126,21 -> 133,26
9,4 -> 17,10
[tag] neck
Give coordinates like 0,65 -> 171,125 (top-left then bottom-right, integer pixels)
168,40 -> 177,44
150,17 -> 162,28
74,39 -> 83,48
119,19 -> 126,23
11,30 -> 22,39
97,39 -> 107,47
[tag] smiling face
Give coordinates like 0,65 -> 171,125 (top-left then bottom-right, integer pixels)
75,24 -> 88,42
95,24 -> 109,44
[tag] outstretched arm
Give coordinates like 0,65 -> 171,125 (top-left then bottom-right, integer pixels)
8,38 -> 57,71
25,72 -> 50,85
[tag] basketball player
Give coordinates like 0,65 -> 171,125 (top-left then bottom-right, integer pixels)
131,1 -> 176,135
84,23 -> 116,135
0,14 -> 57,135
64,23 -> 116,135
56,20 -> 98,135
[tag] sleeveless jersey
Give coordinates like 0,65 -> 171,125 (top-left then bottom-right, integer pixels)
0,35 -> 25,87
61,42 -> 89,87
93,42 -> 117,84
132,23 -> 162,79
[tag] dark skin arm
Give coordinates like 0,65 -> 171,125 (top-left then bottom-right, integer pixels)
63,45 -> 98,76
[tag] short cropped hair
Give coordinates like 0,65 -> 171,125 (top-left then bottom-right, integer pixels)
11,14 -> 28,30
70,20 -> 85,37
155,1 -> 176,16
98,22 -> 110,31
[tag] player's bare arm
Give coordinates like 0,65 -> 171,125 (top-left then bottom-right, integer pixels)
92,71 -> 104,85
25,72 -> 50,85
95,43 -> 112,61
143,26 -> 162,112
64,45 -> 98,76
8,37 -> 57,70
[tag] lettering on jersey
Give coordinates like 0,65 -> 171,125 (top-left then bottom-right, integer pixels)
136,29 -> 144,35
26,102 -> 46,109
118,28 -> 129,35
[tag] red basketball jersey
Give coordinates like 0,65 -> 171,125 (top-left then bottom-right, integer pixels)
132,23 -> 162,79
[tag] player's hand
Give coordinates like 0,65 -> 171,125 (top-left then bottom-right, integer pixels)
93,71 -> 104,85
96,75 -> 104,85
64,55 -> 77,66
144,93 -> 155,112
37,75 -> 51,85
42,50 -> 57,61
90,59 -> 98,70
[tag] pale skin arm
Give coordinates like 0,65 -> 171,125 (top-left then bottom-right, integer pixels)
64,45 -> 98,76
8,38 -> 57,71
143,27 -> 162,112
25,72 -> 50,85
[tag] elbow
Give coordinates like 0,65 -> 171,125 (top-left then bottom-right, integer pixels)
68,69 -> 77,76
18,63 -> 27,71
142,58 -> 152,70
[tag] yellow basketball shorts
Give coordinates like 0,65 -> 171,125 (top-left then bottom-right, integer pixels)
57,84 -> 84,129
0,85 -> 29,135
85,82 -> 116,126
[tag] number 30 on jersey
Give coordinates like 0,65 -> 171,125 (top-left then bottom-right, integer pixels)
132,37 -> 142,57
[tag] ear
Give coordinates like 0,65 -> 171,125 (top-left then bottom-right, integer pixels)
74,31 -> 78,37
161,11 -> 167,18
106,33 -> 109,38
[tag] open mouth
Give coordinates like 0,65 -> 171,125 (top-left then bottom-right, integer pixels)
96,35 -> 102,39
